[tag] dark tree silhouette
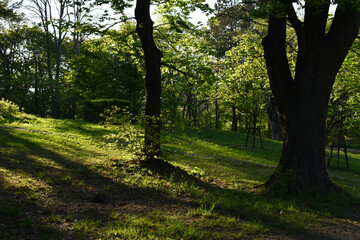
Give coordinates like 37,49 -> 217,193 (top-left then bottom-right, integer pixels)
135,0 -> 163,163
262,1 -> 360,194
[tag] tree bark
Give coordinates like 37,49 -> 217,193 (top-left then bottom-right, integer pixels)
252,111 -> 257,148
0,36 -> 14,98
215,98 -> 220,129
34,54 -> 39,115
135,0 -> 163,163
231,105 -> 237,132
267,97 -> 280,140
262,2 -> 360,194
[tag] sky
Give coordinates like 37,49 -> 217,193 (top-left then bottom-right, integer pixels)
124,0 -> 216,25
189,0 -> 216,25
125,0 -> 337,27
20,0 -> 338,29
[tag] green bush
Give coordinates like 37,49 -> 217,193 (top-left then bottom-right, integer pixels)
102,106 -> 145,159
81,99 -> 130,123
0,98 -> 19,116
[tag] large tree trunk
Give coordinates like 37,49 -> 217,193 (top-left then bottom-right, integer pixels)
135,0 -> 163,163
273,68 -> 335,193
262,2 -> 360,194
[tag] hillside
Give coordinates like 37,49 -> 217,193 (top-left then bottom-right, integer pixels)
0,114 -> 360,239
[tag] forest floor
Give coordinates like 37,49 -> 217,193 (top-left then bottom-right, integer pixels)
1,113 -> 360,239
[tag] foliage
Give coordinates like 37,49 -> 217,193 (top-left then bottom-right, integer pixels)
327,38 -> 360,146
0,0 -> 20,22
81,99 -> 130,123
213,20 -> 271,132
0,98 -> 19,116
69,33 -> 143,102
101,106 -> 145,159
154,17 -> 218,128
209,0 -> 255,57
225,31 -> 269,122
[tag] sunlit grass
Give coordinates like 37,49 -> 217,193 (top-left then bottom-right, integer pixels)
163,128 -> 281,167
0,114 -> 360,239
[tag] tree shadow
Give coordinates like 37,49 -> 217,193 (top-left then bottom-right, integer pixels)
164,128 -> 282,166
52,119 -> 114,139
162,129 -> 360,238
139,153 -> 360,239
0,128 -> 201,238
1,127 -> 360,239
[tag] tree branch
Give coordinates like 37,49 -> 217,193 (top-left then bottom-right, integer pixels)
304,1 -> 330,45
161,62 -> 196,85
262,14 -> 294,111
286,3 -> 305,51
325,3 -> 360,84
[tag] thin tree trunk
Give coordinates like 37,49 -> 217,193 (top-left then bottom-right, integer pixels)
3,63 -> 11,98
215,99 -> 219,129
135,0 -> 163,163
252,112 -> 257,148
232,105 -> 237,132
34,54 -> 39,115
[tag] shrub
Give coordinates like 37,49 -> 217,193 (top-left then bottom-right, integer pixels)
0,98 -> 19,116
102,106 -> 145,159
80,99 -> 130,123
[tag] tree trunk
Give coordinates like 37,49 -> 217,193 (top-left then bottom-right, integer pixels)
267,97 -> 280,140
272,74 -> 335,193
52,43 -> 62,119
135,0 -> 163,163
215,99 -> 220,129
231,105 -> 237,132
0,47 -> 12,98
34,54 -> 39,115
262,2 -> 360,194
3,61 -> 11,98
252,111 -> 257,148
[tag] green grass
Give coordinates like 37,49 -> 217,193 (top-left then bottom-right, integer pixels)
0,113 -> 360,239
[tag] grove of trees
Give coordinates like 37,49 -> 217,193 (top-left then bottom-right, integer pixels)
1,0 -> 360,194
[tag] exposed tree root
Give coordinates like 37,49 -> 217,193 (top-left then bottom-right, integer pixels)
264,170 -> 345,197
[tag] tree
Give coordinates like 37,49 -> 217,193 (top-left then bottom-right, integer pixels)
134,0 -> 210,164
0,0 -> 20,20
28,0 -> 72,118
223,30 -> 270,135
209,1 -> 257,131
327,37 -> 360,147
261,1 -> 360,193
157,22 -> 217,128
0,1 -> 23,99
209,0 -> 254,57
134,0 -> 163,163
69,31 -> 143,113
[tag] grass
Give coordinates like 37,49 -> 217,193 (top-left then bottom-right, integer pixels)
0,113 -> 360,239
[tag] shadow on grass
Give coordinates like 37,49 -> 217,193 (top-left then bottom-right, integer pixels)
163,129 -> 360,238
140,156 -> 360,239
0,174 -> 70,239
164,128 -> 282,166
52,119 -> 114,139
0,128 -> 196,238
1,127 -> 360,239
